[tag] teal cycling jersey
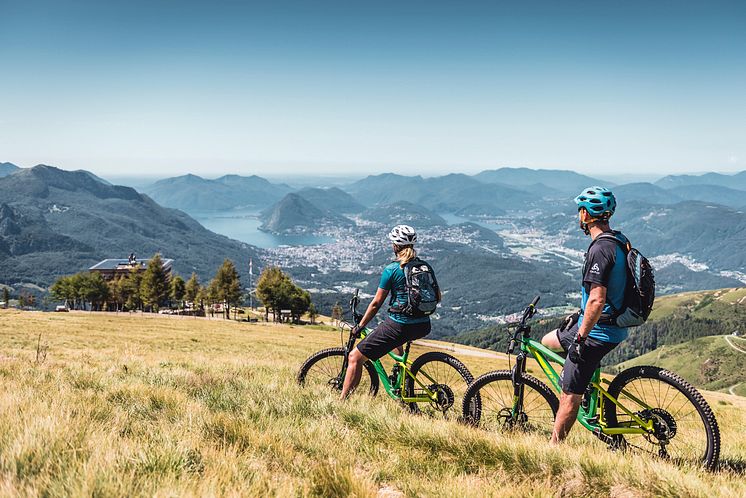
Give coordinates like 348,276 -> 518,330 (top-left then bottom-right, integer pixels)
379,262 -> 430,324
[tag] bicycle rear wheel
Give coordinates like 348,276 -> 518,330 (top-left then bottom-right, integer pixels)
463,370 -> 558,436
404,352 -> 475,421
603,366 -> 720,470
297,347 -> 379,396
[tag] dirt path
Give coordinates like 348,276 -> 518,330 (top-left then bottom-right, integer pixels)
414,339 -> 509,360
724,335 -> 746,354
728,383 -> 741,396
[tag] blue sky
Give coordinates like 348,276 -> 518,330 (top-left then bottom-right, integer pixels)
1,0 -> 744,177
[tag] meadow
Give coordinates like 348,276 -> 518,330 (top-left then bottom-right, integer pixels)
1,310 -> 745,497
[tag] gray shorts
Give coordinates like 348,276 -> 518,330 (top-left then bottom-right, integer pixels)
556,324 -> 619,395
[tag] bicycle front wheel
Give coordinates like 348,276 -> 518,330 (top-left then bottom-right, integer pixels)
297,347 -> 379,396
463,370 -> 558,436
404,352 -> 475,420
603,366 -> 720,470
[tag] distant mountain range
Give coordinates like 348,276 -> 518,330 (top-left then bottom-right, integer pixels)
360,201 -> 447,227
3,161 -> 745,329
473,167 -> 605,195
0,162 -> 21,177
143,174 -> 292,213
0,165 -> 259,286
656,171 -> 746,190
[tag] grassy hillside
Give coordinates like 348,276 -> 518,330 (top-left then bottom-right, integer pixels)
0,310 -> 744,496
616,335 -> 746,395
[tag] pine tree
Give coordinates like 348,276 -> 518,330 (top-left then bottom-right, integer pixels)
331,302 -> 343,326
184,273 -> 201,309
256,266 -> 288,322
123,267 -> 142,311
140,253 -> 169,312
1,287 -> 9,309
211,259 -> 241,319
169,275 -> 186,309
308,303 -> 318,324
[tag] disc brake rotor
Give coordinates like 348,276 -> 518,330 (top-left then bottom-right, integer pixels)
428,383 -> 455,411
639,408 -> 678,445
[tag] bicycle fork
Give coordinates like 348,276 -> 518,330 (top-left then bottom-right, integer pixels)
509,352 -> 528,421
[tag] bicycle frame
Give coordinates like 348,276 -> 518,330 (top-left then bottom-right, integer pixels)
341,323 -> 442,404
513,330 -> 655,438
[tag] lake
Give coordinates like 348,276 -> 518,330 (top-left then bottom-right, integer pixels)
196,210 -> 508,249
193,210 -> 334,248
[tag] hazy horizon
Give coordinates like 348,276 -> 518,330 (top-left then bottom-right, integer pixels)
3,160 -> 746,189
2,1 -> 745,177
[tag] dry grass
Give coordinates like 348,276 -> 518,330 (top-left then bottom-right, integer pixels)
1,309 -> 745,497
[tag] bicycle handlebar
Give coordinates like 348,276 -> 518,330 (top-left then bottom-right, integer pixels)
508,296 -> 541,353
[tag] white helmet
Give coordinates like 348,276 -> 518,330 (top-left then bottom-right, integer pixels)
388,224 -> 417,246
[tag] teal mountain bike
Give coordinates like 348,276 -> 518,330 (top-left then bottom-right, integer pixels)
462,296 -> 720,470
298,290 -> 478,419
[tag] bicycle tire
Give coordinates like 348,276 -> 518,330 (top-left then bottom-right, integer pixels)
603,365 -> 720,470
404,351 -> 475,421
297,347 -> 379,396
462,369 -> 558,436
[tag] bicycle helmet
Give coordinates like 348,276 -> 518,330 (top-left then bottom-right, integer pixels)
388,224 -> 417,246
574,186 -> 616,219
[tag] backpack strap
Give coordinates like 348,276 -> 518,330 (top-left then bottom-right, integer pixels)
388,260 -> 414,314
586,231 -> 631,325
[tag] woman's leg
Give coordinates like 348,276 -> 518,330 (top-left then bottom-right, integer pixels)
340,348 -> 370,399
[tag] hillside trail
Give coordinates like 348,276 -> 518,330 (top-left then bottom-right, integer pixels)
729,383 -> 741,396
724,335 -> 746,354
414,339 -> 508,359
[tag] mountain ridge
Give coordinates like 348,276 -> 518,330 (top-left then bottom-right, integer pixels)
0,165 -> 260,286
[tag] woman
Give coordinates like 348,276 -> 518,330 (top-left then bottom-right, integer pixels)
340,224 -> 440,399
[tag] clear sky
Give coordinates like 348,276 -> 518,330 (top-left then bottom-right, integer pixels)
1,0 -> 745,177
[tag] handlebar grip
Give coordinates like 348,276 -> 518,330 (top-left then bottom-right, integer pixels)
530,295 -> 540,308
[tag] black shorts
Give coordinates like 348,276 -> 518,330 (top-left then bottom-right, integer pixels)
557,324 -> 619,395
356,317 -> 431,361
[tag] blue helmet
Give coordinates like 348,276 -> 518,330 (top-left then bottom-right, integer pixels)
574,186 -> 616,219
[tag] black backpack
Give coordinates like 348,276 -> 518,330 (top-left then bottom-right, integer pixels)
591,232 -> 655,328
389,258 -> 440,317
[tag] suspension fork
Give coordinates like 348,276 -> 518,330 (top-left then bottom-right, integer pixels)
510,352 -> 528,418
339,334 -> 359,382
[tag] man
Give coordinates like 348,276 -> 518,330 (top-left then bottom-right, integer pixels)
541,186 -> 629,443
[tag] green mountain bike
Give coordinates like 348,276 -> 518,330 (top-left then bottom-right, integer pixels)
298,290 -> 478,419
462,296 -> 721,470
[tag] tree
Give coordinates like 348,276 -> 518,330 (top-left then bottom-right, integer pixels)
184,273 -> 201,308
256,266 -> 288,322
210,259 -> 241,319
331,302 -> 343,326
288,287 -> 311,324
108,278 -> 126,312
140,253 -> 169,312
255,266 -> 312,323
78,272 -> 109,311
308,303 -> 318,324
1,287 -> 9,308
51,276 -> 76,309
123,267 -> 143,311
169,275 -> 186,309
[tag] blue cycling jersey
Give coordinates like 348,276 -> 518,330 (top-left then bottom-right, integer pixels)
579,231 -> 629,343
